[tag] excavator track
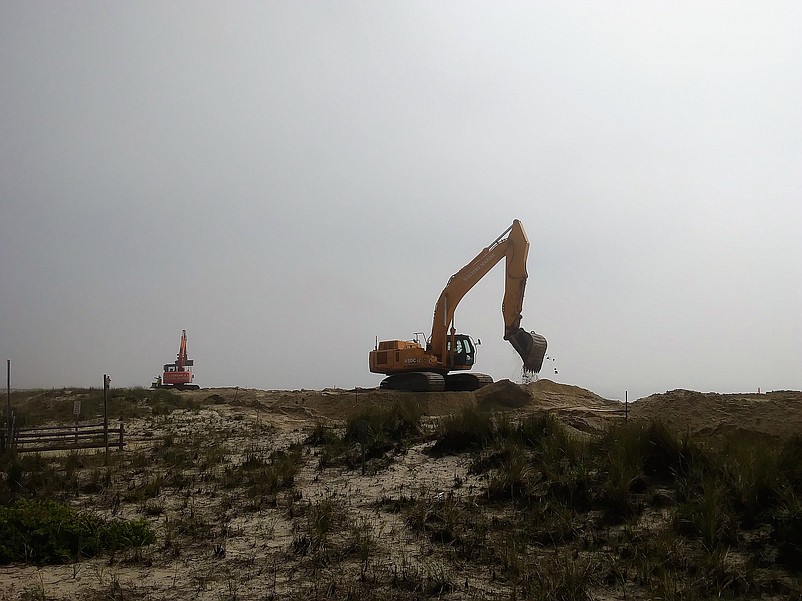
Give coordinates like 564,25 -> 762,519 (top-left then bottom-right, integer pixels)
380,372 -> 446,392
445,372 -> 494,392
153,383 -> 200,391
380,372 -> 493,392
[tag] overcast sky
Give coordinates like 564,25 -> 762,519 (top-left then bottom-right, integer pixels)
1,2 -> 800,400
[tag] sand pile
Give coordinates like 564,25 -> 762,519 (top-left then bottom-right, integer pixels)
515,379 -> 625,433
628,389 -> 802,438
524,379 -> 621,411
472,378 -> 628,434
475,378 -> 532,410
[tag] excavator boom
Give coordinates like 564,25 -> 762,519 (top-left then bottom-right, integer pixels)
429,219 -> 546,374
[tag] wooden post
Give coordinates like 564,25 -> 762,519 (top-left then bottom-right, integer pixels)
118,419 -> 124,450
625,391 -> 628,421
73,399 -> 81,444
6,360 -> 11,446
357,420 -> 368,476
103,374 -> 110,465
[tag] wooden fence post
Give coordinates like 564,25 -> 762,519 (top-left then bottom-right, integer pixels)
6,359 -> 11,447
103,374 -> 110,465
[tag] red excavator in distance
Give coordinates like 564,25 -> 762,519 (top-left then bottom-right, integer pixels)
151,330 -> 200,390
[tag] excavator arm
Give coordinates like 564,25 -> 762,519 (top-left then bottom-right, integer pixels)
176,330 -> 187,370
429,220 -> 547,373
175,329 -> 194,370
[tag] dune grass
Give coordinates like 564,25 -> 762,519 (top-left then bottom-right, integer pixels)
2,387 -> 802,599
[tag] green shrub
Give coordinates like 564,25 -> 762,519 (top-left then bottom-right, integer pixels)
640,422 -> 688,478
0,500 -> 154,564
222,444 -> 303,500
778,435 -> 802,492
530,551 -> 599,601
305,420 -> 340,446
674,475 -> 735,551
405,494 -> 487,558
773,485 -> 802,570
430,405 -> 495,455
719,436 -> 782,526
344,397 -> 424,445
312,399 -> 424,470
290,494 -> 347,561
518,412 -> 565,449
486,443 -> 532,502
1,452 -> 78,504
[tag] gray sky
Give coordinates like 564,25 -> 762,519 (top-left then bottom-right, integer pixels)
2,2 -> 800,401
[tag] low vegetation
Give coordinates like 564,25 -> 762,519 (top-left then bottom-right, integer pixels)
0,499 -> 154,564
2,388 -> 801,600
3,386 -> 196,430
307,397 -> 426,470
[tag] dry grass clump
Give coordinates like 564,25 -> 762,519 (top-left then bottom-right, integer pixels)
360,407 -> 802,599
222,444 -> 304,502
5,387 -> 201,429
307,398 -> 426,471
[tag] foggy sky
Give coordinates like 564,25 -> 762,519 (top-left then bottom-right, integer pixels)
2,2 -> 800,401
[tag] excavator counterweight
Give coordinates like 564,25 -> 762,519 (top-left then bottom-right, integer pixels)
369,219 -> 547,392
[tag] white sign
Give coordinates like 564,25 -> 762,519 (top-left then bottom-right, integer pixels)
73,400 -> 81,416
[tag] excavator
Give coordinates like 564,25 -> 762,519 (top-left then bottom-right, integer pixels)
369,219 -> 547,392
151,330 -> 200,390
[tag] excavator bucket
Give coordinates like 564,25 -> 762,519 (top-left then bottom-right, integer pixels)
507,329 -> 548,374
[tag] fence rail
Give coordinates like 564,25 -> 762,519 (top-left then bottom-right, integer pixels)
12,421 -> 125,454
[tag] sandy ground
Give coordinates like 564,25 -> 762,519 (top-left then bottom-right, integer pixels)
1,379 -> 801,600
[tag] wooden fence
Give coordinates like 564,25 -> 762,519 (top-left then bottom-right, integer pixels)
11,421 -> 125,454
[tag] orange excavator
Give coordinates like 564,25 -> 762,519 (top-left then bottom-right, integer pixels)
369,219 -> 547,392
152,330 -> 200,390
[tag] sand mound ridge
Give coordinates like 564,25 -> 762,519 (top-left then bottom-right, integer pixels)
523,379 -> 621,410
475,378 -> 532,409
628,388 -> 802,438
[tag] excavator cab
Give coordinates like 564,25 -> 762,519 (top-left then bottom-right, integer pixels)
447,334 -> 476,369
